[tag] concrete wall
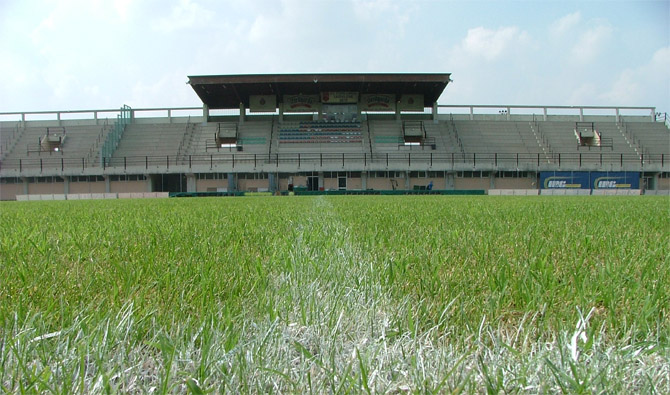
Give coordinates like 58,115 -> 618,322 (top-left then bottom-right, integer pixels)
494,177 -> 536,189
323,178 -> 339,190
292,176 -> 307,189
197,179 -> 228,192
454,177 -> 490,190
0,183 -> 23,200
409,177 -> 444,189
69,181 -> 106,194
366,177 -> 403,190
347,177 -> 362,190
238,178 -> 269,191
110,180 -> 150,194
658,178 -> 670,190
28,182 -> 64,195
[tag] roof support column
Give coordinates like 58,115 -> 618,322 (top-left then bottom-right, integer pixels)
395,100 -> 401,123
239,103 -> 245,124
432,102 -> 438,124
579,107 -> 584,122
203,104 -> 210,123
615,108 -> 620,123
279,102 -> 284,123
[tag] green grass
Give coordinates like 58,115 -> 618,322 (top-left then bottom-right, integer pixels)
0,196 -> 668,392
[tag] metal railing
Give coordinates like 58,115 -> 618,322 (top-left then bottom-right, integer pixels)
438,104 -> 657,122
1,151 -> 666,175
99,105 -> 131,164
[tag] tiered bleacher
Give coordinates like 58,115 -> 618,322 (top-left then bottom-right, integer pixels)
2,125 -> 110,165
454,120 -> 550,154
112,123 -> 189,158
279,121 -> 362,144
620,121 -> 669,155
183,121 -> 271,154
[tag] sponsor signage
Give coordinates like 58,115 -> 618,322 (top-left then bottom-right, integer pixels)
399,94 -> 424,111
591,172 -> 639,189
541,172 -> 587,189
320,91 -> 359,104
540,171 -> 639,189
249,95 -> 276,112
283,95 -> 321,112
360,94 -> 396,112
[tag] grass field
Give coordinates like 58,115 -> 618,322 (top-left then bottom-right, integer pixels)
0,196 -> 668,393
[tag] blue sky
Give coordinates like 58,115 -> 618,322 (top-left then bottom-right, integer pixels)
0,0 -> 668,114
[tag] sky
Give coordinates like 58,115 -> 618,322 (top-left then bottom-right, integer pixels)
0,0 -> 668,115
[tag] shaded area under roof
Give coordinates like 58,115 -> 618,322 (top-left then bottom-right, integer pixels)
187,73 -> 451,109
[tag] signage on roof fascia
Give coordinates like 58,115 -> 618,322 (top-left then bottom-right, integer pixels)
360,94 -> 396,112
320,91 -> 359,104
283,95 -> 321,112
249,95 -> 277,112
399,94 -> 424,111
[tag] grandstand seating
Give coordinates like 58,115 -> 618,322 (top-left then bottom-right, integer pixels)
276,121 -> 365,154
1,124 -> 110,165
536,121 -> 579,153
591,123 -> 640,154
0,115 -> 666,175
183,120 -> 272,155
423,122 -> 462,154
455,121 -> 550,154
112,123 -> 188,158
369,120 -> 403,152
278,121 -> 362,144
0,123 -> 22,160
622,121 -> 670,155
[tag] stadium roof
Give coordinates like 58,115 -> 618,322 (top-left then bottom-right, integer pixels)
187,73 -> 451,109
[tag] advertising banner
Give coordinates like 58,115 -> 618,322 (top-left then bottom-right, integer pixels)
590,172 -> 639,189
540,172 -> 589,189
320,91 -> 359,104
399,94 -> 424,111
360,94 -> 396,112
283,95 -> 321,112
540,171 -> 640,189
249,95 -> 276,112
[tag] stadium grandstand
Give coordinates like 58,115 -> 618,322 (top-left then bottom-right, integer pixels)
0,73 -> 668,200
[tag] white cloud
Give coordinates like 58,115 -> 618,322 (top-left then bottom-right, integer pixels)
571,23 -> 613,62
113,0 -> 133,21
152,0 -> 212,33
601,46 -> 670,108
129,71 -> 194,108
551,11 -> 581,36
351,0 -> 412,37
352,0 -> 396,19
438,25 -> 536,104
459,26 -> 530,61
568,82 -> 598,104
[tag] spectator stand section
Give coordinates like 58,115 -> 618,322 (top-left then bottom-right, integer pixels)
278,120 -> 362,145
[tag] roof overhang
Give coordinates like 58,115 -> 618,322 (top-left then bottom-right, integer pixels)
187,73 -> 451,109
